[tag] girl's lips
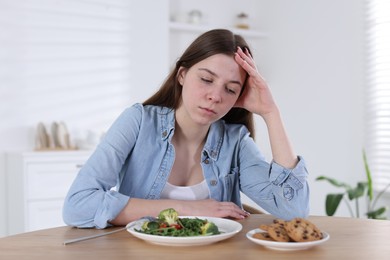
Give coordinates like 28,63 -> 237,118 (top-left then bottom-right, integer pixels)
200,107 -> 216,114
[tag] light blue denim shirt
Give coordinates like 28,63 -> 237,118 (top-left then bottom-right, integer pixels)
63,103 -> 309,228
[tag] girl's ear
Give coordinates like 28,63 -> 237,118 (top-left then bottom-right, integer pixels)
177,67 -> 187,85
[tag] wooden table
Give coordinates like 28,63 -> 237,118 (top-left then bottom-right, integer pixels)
0,214 -> 389,259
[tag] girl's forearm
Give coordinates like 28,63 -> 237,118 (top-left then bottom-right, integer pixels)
110,198 -> 186,225
110,198 -> 248,226
263,110 -> 298,169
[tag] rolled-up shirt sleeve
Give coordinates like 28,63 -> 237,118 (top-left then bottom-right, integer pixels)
239,132 -> 310,220
62,104 -> 142,228
62,162 -> 130,228
256,157 -> 309,220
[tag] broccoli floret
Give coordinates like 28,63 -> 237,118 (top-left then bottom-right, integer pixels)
141,220 -> 160,231
148,221 -> 160,230
141,221 -> 149,230
200,221 -> 220,236
158,208 -> 179,226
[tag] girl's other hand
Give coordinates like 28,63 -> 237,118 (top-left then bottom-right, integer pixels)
182,199 -> 250,220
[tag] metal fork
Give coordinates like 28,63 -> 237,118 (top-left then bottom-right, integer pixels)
63,227 -> 127,245
62,216 -> 156,245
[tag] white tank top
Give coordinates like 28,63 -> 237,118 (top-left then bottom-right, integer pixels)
160,180 -> 210,200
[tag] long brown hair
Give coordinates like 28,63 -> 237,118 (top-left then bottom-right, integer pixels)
143,29 -> 255,138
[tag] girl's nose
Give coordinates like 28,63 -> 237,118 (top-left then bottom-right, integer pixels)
207,89 -> 222,103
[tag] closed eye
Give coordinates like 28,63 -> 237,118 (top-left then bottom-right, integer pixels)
226,87 -> 237,95
201,78 -> 213,83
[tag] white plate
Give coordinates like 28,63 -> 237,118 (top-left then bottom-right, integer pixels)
126,216 -> 242,246
246,228 -> 330,251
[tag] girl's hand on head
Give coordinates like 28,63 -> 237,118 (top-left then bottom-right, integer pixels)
234,47 -> 279,119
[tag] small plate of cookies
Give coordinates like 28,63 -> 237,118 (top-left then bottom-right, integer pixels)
246,218 -> 329,251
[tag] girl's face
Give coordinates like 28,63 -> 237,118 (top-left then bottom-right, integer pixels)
176,54 -> 246,127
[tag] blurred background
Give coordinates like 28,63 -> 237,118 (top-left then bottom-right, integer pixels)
1,0 -> 389,237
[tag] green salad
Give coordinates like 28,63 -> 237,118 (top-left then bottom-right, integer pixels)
135,208 -> 220,237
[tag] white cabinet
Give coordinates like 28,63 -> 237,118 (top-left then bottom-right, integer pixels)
5,151 -> 92,235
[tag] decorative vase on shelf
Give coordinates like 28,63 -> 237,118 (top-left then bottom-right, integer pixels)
236,12 -> 250,29
188,10 -> 203,24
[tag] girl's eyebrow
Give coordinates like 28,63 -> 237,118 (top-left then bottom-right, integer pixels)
198,68 -> 242,85
198,68 -> 217,76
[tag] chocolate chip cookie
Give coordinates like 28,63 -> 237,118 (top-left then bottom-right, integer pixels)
285,218 -> 323,242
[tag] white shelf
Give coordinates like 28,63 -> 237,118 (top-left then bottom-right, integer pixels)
169,22 -> 267,39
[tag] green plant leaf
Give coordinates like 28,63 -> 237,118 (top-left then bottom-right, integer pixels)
325,193 -> 344,216
347,182 -> 366,200
316,176 -> 351,189
366,206 -> 387,219
370,183 -> 390,211
363,150 -> 373,201
317,150 -> 388,220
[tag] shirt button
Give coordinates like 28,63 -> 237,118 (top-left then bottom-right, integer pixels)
162,130 -> 167,137
210,180 -> 217,186
204,159 -> 209,164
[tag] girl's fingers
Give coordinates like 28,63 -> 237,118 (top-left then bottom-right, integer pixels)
235,52 -> 252,72
236,47 -> 251,65
235,47 -> 258,76
219,201 -> 250,218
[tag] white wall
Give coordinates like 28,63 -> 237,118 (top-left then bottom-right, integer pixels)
256,0 -> 366,217
0,0 -> 168,237
0,0 -> 376,236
